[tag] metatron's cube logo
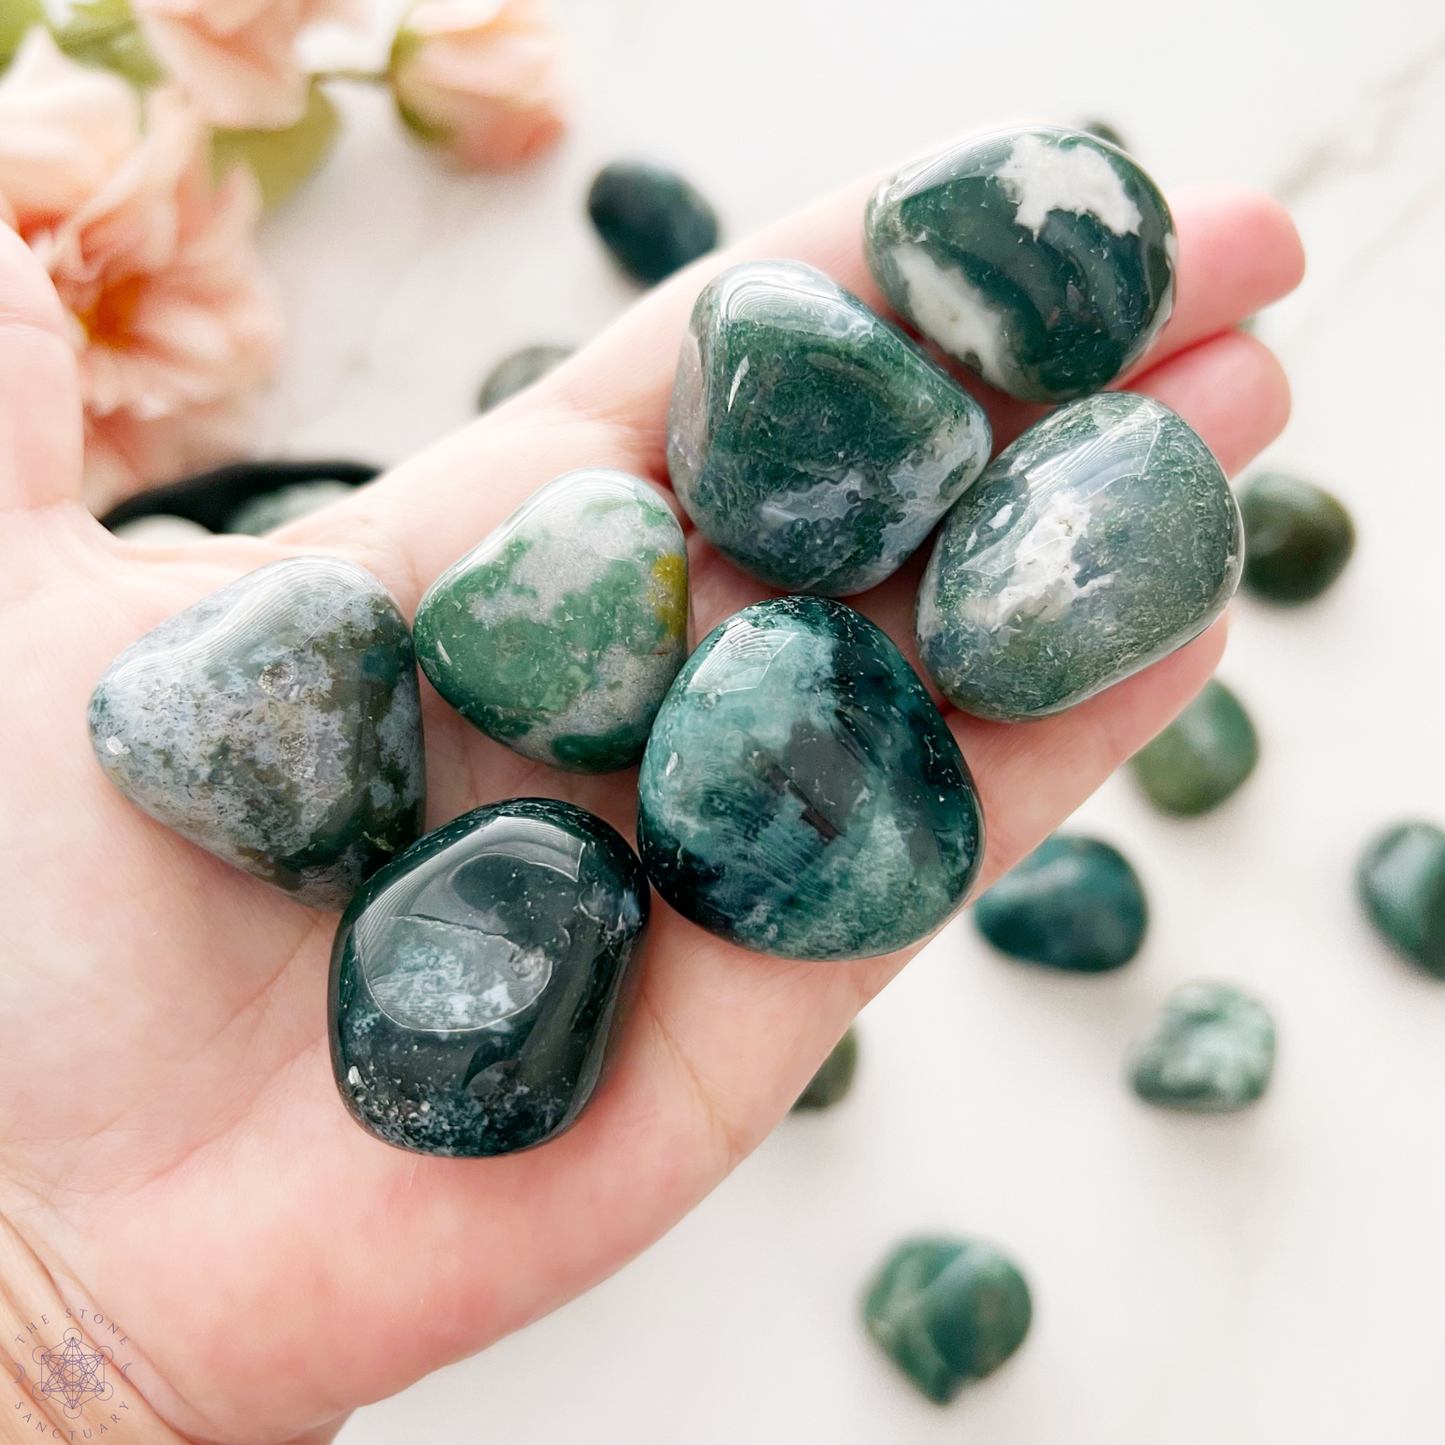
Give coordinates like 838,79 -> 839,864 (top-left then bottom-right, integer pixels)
32,1328 -> 115,1418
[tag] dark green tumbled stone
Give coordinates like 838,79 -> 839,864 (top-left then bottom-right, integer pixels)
916,393 -> 1242,720
587,161 -> 719,286
1129,981 -> 1275,1113
476,344 -> 573,412
974,834 -> 1146,973
637,596 -> 983,961
1238,472 -> 1355,604
1081,119 -> 1129,151
1130,679 -> 1258,816
331,798 -> 649,1156
668,259 -> 991,596
792,1028 -> 858,1111
865,125 -> 1175,403
227,480 -> 354,534
863,1237 -> 1032,1404
1358,822 -> 1445,978
88,556 -> 425,909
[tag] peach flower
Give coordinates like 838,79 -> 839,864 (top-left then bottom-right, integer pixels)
131,0 -> 366,130
390,0 -> 567,169
0,30 -> 282,510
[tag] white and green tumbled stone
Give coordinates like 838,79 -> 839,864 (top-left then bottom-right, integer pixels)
915,393 -> 1241,721
88,556 -> 426,910
667,259 -> 991,596
413,469 -> 688,773
865,125 -> 1175,403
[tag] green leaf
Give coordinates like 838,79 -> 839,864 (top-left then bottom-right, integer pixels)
210,80 -> 341,211
52,0 -> 163,87
0,0 -> 45,71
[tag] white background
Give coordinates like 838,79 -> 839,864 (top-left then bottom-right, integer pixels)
274,2 -> 1445,1440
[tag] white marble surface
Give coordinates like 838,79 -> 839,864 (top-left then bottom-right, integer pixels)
314,3 -> 1445,1440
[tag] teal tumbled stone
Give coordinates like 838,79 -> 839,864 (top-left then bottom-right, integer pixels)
331,798 -> 648,1156
865,125 -> 1175,403
915,393 -> 1241,721
477,344 -> 573,413
587,161 -> 719,286
974,834 -> 1146,973
1358,822 -> 1445,978
637,596 -> 983,961
88,556 -> 425,909
792,1028 -> 859,1111
1130,679 -> 1258,816
1129,982 -> 1275,1112
863,1237 -> 1032,1404
668,259 -> 991,595
1238,472 -> 1354,604
414,470 -> 688,773
227,480 -> 354,535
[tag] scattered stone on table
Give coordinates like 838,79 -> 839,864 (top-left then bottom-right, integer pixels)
1238,471 -> 1355,604
915,393 -> 1241,720
112,515 -> 213,544
1130,678 -> 1258,816
974,834 -> 1146,973
587,160 -> 719,285
668,259 -> 991,595
414,469 -> 687,773
1357,822 -> 1445,978
477,344 -> 574,412
1129,981 -> 1275,1113
865,125 -> 1175,402
227,480 -> 356,535
1080,119 -> 1129,150
637,596 -> 983,961
88,556 -> 425,910
792,1028 -> 858,1111
863,1237 -> 1032,1404
332,798 -> 649,1156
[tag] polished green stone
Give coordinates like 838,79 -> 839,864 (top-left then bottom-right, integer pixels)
865,125 -> 1175,403
1358,823 -> 1445,978
477,344 -> 573,412
974,834 -> 1146,973
414,470 -> 688,773
1130,679 -> 1258,816
331,798 -> 648,1156
863,1237 -> 1031,1404
88,556 -> 425,909
637,596 -> 983,961
587,161 -> 719,286
1238,472 -> 1354,604
227,480 -> 354,535
1129,982 -> 1275,1112
792,1028 -> 858,1111
916,394 -> 1241,721
668,259 -> 991,596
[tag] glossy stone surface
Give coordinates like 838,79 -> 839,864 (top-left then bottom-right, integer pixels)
227,480 -> 354,534
668,260 -> 991,596
1358,823 -> 1445,978
863,1237 -> 1032,1404
916,393 -> 1241,720
637,596 -> 983,961
792,1028 -> 858,1111
89,557 -> 425,909
587,161 -> 719,285
477,344 -> 573,412
974,834 -> 1146,973
331,799 -> 648,1156
1130,679 -> 1258,816
865,126 -> 1175,403
414,470 -> 687,773
1238,472 -> 1355,604
1130,982 -> 1275,1113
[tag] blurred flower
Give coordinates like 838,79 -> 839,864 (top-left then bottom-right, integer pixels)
0,29 -> 282,509
390,0 -> 566,169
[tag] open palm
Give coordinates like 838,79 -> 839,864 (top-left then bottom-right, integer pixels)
0,145 -> 1302,1443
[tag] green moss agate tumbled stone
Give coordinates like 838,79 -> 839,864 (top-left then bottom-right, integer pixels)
865,125 -> 1175,403
863,1237 -> 1032,1404
1129,982 -> 1275,1113
587,161 -> 719,286
1238,472 -> 1355,604
476,344 -> 573,413
331,798 -> 648,1156
637,596 -> 983,961
414,470 -> 688,773
1358,822 -> 1445,978
1130,679 -> 1258,816
974,834 -> 1146,973
915,393 -> 1241,721
792,1027 -> 859,1111
227,480 -> 354,535
87,556 -> 425,909
668,260 -> 991,595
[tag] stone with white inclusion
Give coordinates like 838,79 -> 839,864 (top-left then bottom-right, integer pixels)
865,126 -> 1176,403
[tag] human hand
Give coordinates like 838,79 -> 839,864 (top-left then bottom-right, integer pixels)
0,140 -> 1302,1443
